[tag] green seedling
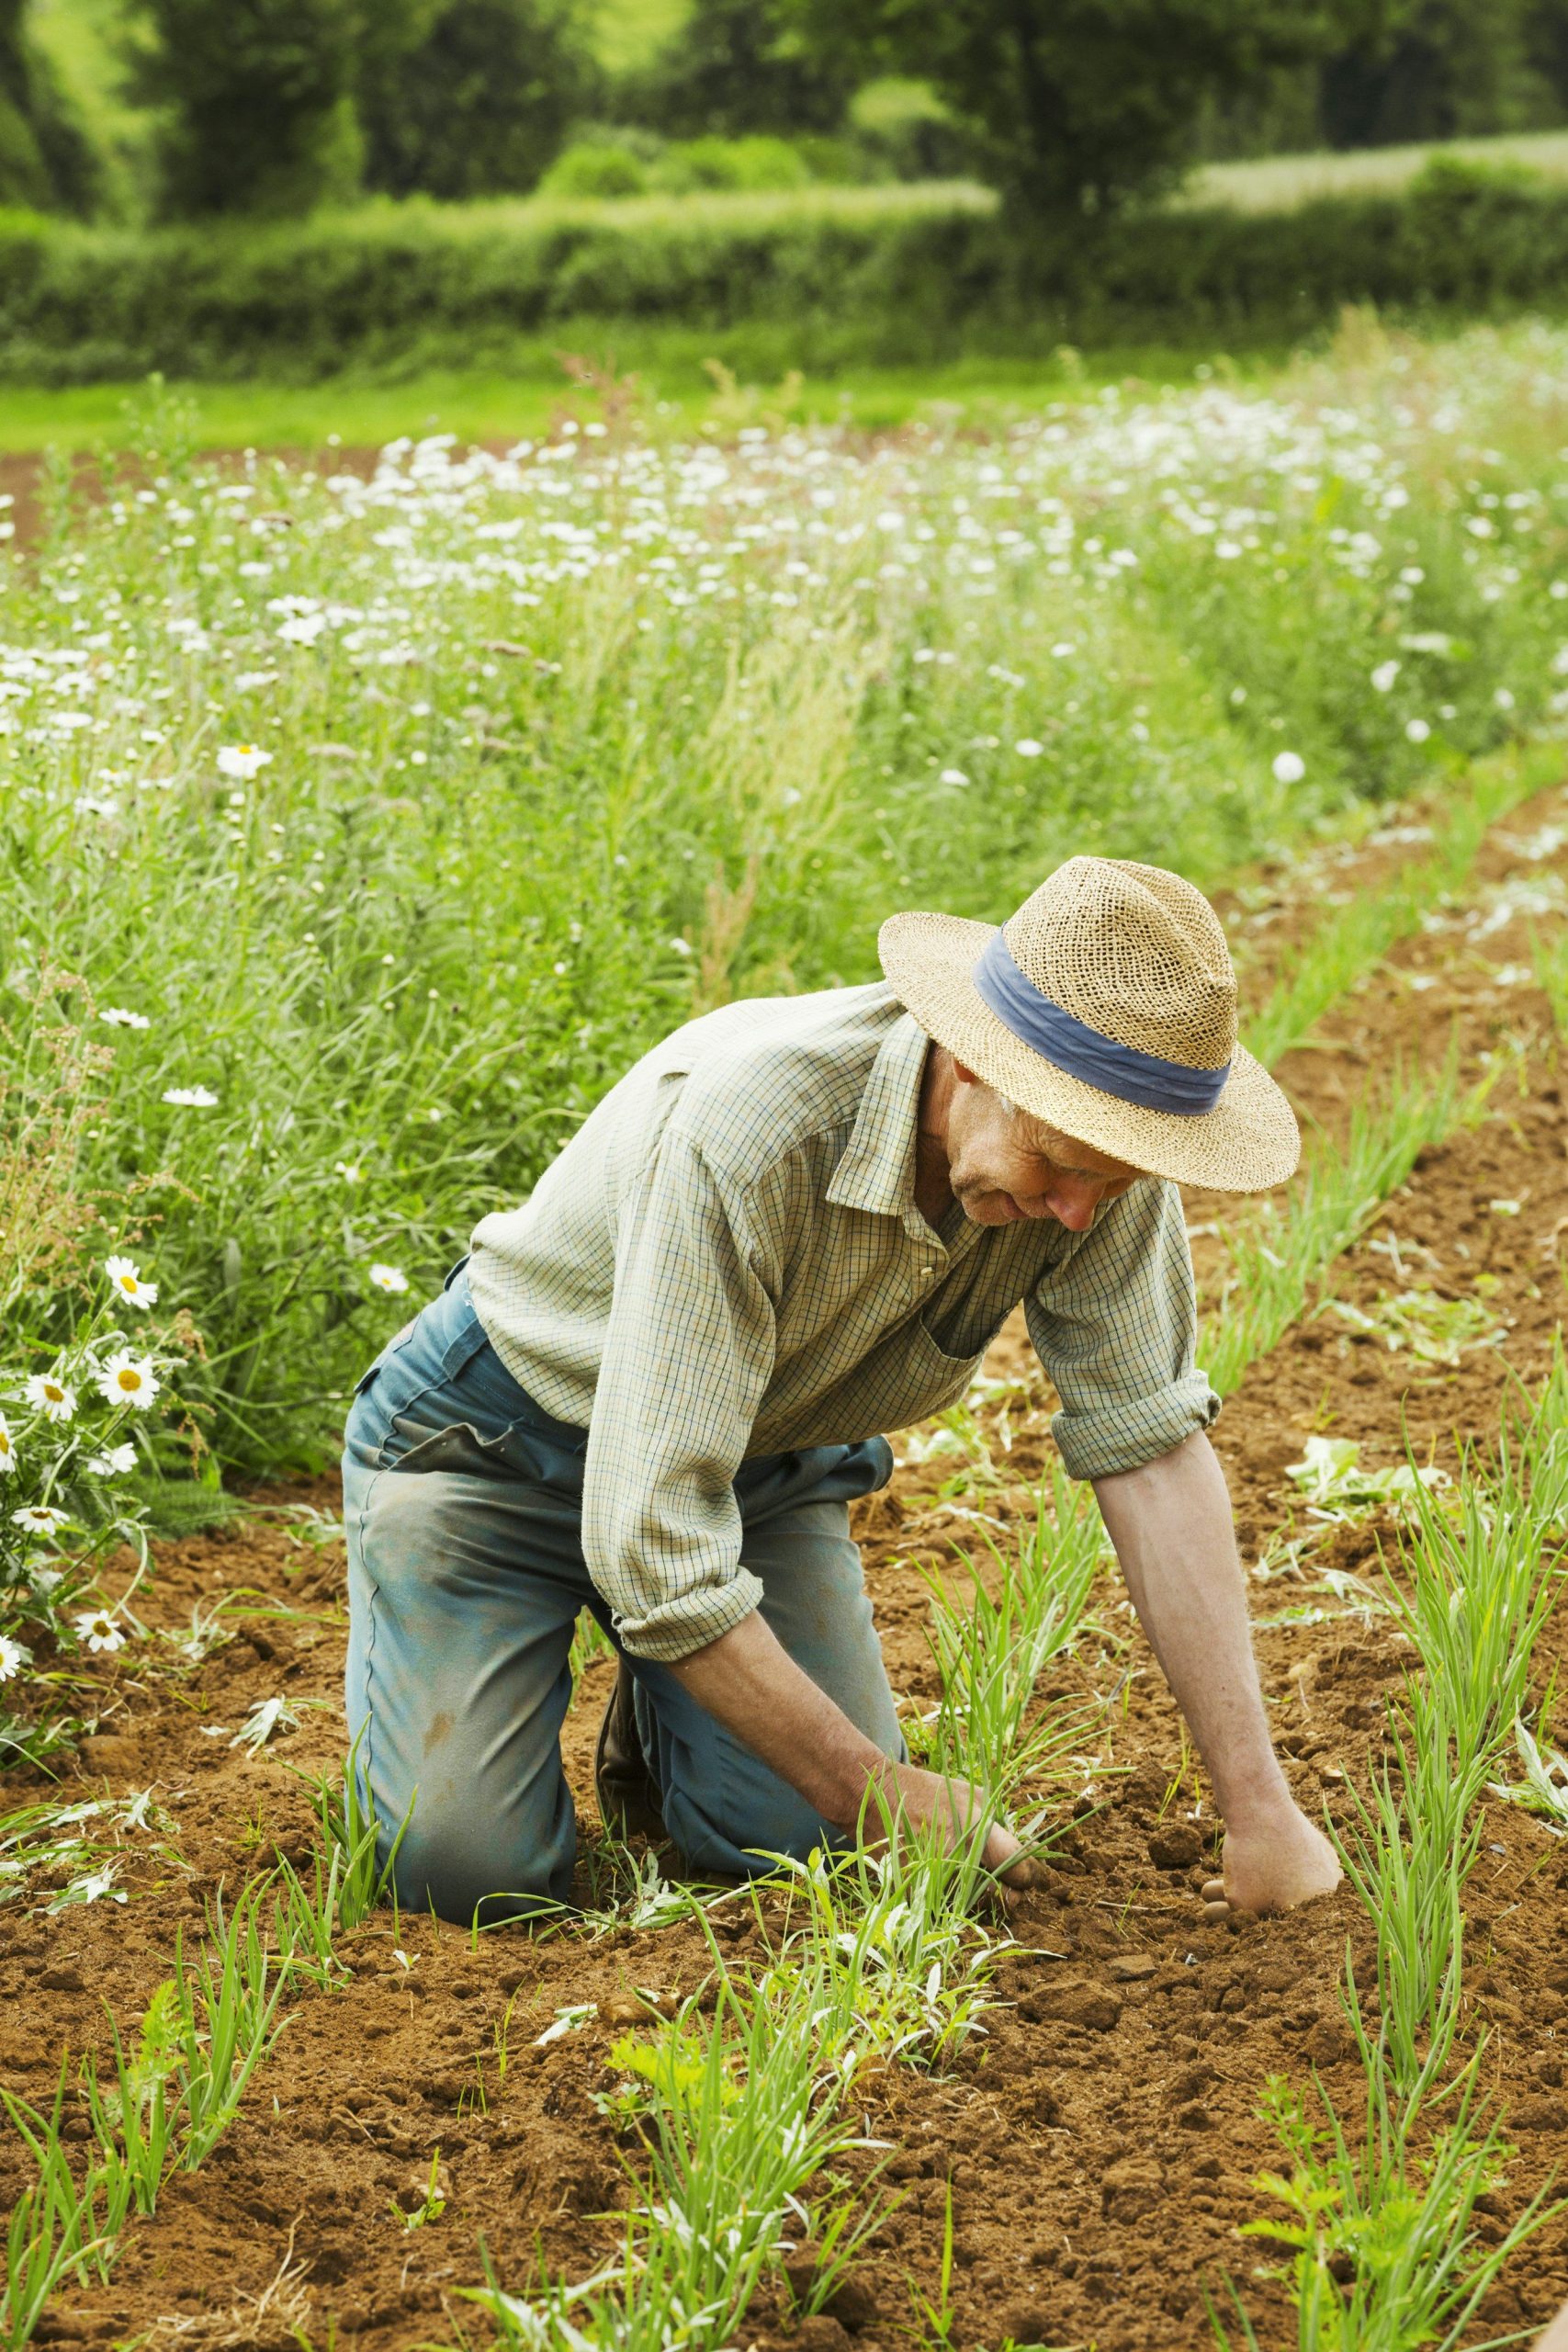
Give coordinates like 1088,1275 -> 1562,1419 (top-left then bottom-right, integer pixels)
1244,758 -> 1530,1071
1490,1718 -> 1568,1828
295,1726 -> 413,1935
171,1882 -> 294,2166
905,2177 -> 959,2350
228,1694 -> 310,1757
1379,1363 -> 1568,1779
1203,1050 -> 1474,1397
1284,1435 -> 1447,1520
81,1982 -> 181,2217
1209,2032 -> 1562,2351
391,2149 -> 447,2232
1,2066 -> 126,2328
465,1961 -> 884,2352
764,1813 -> 1017,2075
1326,1288 -> 1499,1366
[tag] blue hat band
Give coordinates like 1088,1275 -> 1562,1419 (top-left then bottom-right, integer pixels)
971,929 -> 1231,1118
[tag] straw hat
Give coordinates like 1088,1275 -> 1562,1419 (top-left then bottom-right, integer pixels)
879,855 -> 1299,1193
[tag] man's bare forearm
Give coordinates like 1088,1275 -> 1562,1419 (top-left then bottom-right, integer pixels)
663,1607 -> 1034,1877
1092,1431 -> 1292,1822
665,1608 -> 884,1832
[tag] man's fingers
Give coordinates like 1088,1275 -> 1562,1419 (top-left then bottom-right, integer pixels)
1201,1875 -> 1226,1904
999,1853 -> 1046,1889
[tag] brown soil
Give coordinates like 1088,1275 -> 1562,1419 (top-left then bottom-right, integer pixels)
6,781 -> 1568,2352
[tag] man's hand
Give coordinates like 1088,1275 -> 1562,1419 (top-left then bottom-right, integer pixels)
666,1611 -> 1036,1884
1094,1431 -> 1342,1919
870,1758 -> 1043,1887
1201,1803 -> 1342,1921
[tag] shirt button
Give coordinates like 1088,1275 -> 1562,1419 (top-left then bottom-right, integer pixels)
919,1265 -> 934,1279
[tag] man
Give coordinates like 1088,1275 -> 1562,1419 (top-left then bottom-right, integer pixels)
1540,2302 -> 1568,2350
343,855 -> 1341,1926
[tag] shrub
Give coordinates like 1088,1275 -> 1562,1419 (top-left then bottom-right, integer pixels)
541,141 -> 654,199
8,160 -> 1568,383
650,136 -> 813,193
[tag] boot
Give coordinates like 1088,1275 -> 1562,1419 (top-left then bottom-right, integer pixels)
593,1658 -> 666,1841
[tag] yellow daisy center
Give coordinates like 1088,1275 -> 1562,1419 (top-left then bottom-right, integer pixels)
116,1369 -> 141,1392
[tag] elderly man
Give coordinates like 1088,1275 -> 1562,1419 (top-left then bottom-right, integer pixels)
342,855 -> 1341,1925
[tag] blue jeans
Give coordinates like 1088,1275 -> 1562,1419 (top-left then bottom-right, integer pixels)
342,1262 -> 902,1925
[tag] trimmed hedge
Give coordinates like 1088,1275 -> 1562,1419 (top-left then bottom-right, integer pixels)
6,159 -> 1568,383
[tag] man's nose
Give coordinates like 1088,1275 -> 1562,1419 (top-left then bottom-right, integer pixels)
1042,1176 -> 1103,1230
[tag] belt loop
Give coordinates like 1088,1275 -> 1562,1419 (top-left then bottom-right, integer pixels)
442,1253 -> 471,1294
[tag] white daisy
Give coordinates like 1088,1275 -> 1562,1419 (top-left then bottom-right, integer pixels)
0,1414 -> 16,1476
368,1263 -> 408,1294
74,1609 -> 125,1656
1405,718 -> 1431,743
1013,738 -> 1044,758
24,1374 -> 75,1423
334,1160 -> 365,1184
99,1008 -> 151,1030
95,1353 -> 162,1411
105,1256 -> 159,1311
85,1443 -> 138,1477
1271,751 -> 1306,785
163,1086 -> 219,1108
12,1504 -> 69,1535
0,1634 -> 26,1682
217,743 -> 273,781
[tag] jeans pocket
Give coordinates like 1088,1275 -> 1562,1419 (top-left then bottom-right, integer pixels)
388,1415 -> 582,1489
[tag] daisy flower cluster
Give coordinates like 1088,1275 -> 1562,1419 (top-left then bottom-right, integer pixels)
0,1255 -> 178,1757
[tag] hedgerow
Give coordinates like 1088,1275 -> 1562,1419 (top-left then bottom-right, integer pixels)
6,160 -> 1568,384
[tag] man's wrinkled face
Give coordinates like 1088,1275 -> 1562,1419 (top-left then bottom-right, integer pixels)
944,1068 -> 1144,1231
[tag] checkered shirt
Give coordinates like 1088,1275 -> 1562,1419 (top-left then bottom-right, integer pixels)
468,982 -> 1218,1661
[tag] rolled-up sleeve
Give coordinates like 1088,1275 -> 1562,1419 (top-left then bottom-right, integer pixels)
1025,1180 -> 1219,1480
581,1128 -> 775,1662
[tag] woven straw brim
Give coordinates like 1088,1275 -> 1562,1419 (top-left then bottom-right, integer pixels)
880,911 -> 1300,1193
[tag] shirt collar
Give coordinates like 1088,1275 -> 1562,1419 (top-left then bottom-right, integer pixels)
826,1009 -> 931,1228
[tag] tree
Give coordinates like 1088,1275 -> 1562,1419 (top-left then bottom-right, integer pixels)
618,0 -> 857,142
125,0 -> 361,219
356,0 -> 601,199
1316,0 -> 1545,148
0,0 -> 99,213
782,0 -> 1346,216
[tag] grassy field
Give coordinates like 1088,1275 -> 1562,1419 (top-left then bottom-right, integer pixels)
0,345 -> 1297,457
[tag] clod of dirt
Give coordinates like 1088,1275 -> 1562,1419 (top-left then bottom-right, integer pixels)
1303,2018 -> 1356,2066
1021,1976 -> 1122,2031
1513,2095 -> 1568,2132
998,2300 -> 1060,2347
1147,1825 -> 1204,1870
784,2319 -> 852,2352
39,1966 -> 85,1993
1107,1952 -> 1156,1982
823,2277 -> 880,2330
1101,2157 -> 1165,2221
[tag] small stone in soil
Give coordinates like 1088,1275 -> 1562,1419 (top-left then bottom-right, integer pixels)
1107,1952 -> 1156,1982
